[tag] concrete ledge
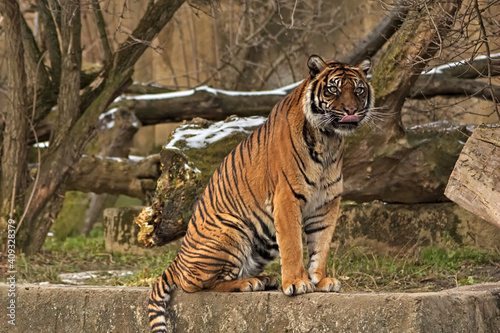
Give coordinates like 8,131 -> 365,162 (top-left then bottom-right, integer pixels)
1,283 -> 500,333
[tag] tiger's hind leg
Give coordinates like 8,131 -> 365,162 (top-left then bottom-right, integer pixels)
211,275 -> 279,292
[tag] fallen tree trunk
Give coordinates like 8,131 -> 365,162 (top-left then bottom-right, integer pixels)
66,154 -> 161,200
410,75 -> 500,100
111,86 -> 291,125
445,124 -> 500,229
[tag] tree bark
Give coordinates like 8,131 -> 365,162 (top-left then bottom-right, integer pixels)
0,0 -> 29,246
445,125 -> 500,229
370,0 -> 461,139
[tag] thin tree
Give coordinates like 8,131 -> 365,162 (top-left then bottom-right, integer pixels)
0,0 -> 185,255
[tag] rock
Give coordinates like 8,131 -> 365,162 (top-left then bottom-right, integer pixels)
335,201 -> 500,254
2,283 -> 499,332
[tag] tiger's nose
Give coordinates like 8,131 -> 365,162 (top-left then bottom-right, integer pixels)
343,106 -> 358,115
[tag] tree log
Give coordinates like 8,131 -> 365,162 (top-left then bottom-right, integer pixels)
112,86 -> 290,125
67,154 -> 161,200
410,75 -> 500,101
436,56 -> 500,79
445,124 -> 500,229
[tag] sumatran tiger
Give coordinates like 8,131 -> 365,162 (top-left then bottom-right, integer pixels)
148,55 -> 374,332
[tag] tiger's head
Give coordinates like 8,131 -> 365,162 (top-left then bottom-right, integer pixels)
304,55 -> 374,135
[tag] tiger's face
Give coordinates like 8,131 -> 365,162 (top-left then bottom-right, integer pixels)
304,55 -> 374,135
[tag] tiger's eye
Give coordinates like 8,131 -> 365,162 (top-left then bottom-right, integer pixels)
327,86 -> 339,95
354,87 -> 365,95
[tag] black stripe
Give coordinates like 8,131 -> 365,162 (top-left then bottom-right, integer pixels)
304,225 -> 330,235
152,321 -> 167,328
293,154 -> 315,187
323,174 -> 342,189
302,122 -> 321,164
313,194 -> 341,212
304,211 -> 328,223
309,80 -> 323,114
289,130 -> 305,170
281,170 -> 307,202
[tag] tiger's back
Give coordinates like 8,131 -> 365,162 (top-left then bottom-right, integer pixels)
148,55 -> 374,332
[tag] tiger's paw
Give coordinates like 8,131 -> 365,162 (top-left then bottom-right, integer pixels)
257,275 -> 279,290
242,278 -> 266,291
213,277 -> 266,292
315,277 -> 341,292
282,278 -> 316,296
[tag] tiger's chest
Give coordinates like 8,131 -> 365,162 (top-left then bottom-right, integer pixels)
300,134 -> 344,217
302,164 -> 343,218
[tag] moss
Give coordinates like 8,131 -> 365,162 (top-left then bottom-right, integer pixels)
371,25 -> 412,100
52,191 -> 90,240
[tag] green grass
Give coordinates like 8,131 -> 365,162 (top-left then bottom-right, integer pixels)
8,227 -> 500,292
328,246 -> 500,292
11,227 -> 176,287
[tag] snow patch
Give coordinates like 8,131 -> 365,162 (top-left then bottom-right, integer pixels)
33,141 -> 50,148
165,116 -> 266,149
114,81 -> 303,103
425,53 -> 500,75
58,270 -> 134,285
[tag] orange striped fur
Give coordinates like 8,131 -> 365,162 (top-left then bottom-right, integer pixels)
148,55 -> 374,332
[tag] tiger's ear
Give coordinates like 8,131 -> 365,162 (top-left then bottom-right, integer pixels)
308,55 -> 327,78
357,57 -> 371,75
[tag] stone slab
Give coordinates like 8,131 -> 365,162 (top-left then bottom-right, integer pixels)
1,283 -> 499,333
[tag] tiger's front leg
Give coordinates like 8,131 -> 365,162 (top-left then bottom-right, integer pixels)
274,187 -> 315,296
305,196 -> 341,292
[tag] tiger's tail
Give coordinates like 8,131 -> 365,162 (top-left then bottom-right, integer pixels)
148,266 -> 178,333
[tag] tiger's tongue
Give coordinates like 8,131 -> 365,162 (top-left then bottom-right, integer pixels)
339,115 -> 359,123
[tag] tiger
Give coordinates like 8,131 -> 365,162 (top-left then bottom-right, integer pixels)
148,55 -> 374,332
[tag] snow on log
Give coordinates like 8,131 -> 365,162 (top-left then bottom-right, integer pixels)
445,124 -> 500,229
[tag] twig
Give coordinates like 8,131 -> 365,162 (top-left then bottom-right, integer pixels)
15,51 -> 46,236
473,0 -> 500,120
9,173 -> 17,220
96,253 -> 115,263
92,0 -> 113,62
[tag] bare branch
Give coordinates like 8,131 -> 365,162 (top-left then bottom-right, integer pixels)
92,0 -> 113,62
473,0 -> 500,119
36,0 -> 62,87
340,0 -> 410,65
